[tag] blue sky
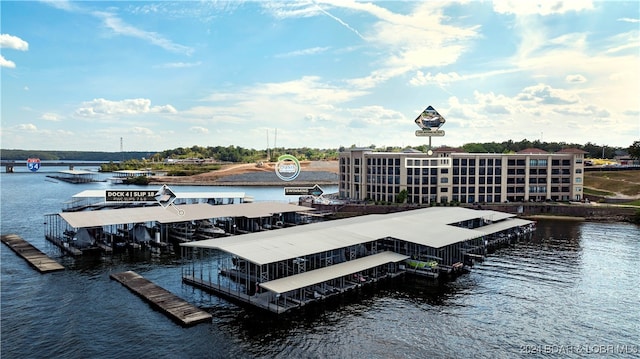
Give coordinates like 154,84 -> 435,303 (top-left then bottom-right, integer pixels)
1,1 -> 639,152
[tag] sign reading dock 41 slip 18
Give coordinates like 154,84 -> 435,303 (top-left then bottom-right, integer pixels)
105,185 -> 177,207
105,190 -> 159,202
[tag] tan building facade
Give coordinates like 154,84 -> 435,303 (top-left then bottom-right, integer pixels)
339,147 -> 586,205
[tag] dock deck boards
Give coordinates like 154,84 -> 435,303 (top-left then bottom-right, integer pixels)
1,234 -> 65,273
110,271 -> 212,327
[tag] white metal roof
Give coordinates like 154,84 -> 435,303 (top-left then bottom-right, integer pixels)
259,251 -> 410,294
58,202 -> 312,228
471,218 -> 533,236
182,207 -> 526,265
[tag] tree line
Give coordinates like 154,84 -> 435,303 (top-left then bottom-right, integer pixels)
1,139 -> 637,163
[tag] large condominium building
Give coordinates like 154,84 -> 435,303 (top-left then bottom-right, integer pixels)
339,147 -> 586,205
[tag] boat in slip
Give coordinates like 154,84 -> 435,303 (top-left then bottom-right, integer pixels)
194,220 -> 226,239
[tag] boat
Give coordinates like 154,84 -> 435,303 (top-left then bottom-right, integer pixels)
194,220 -> 226,239
169,222 -> 196,242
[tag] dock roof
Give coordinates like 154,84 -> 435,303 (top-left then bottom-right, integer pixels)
182,207 -> 529,265
58,202 -> 312,228
259,251 -> 409,294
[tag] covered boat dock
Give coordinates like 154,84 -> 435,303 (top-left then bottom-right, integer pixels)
45,202 -> 315,255
180,206 -> 535,313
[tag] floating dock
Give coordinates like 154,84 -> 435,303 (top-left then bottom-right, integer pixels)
1,234 -> 65,273
110,271 -> 212,327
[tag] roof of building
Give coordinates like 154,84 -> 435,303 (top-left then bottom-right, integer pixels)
182,207 -> 529,266
259,251 -> 410,294
517,148 -> 548,154
434,146 -> 464,153
58,202 -> 312,228
557,148 -> 588,154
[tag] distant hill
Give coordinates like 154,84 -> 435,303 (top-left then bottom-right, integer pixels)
0,149 -> 156,161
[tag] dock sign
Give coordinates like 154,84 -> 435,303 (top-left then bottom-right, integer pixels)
27,158 -> 41,172
284,184 -> 324,197
106,190 -> 158,202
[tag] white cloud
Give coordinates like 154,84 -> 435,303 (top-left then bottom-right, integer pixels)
0,34 -> 29,50
493,0 -> 594,16
75,98 -> 177,117
131,126 -> 154,135
17,123 -> 38,131
41,113 -> 61,122
0,34 -> 29,68
275,47 -> 330,58
190,126 -> 209,134
565,74 -> 586,83
155,61 -> 202,68
93,11 -> 194,55
265,2 -> 480,89
618,17 -> 640,23
0,55 -> 16,68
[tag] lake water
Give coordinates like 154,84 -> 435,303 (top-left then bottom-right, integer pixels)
1,166 -> 639,358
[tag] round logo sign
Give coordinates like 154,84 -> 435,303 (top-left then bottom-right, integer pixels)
27,158 -> 41,172
274,154 -> 301,181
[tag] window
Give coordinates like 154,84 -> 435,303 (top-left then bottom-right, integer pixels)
441,177 -> 449,184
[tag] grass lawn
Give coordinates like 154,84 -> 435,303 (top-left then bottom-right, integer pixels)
584,171 -> 640,198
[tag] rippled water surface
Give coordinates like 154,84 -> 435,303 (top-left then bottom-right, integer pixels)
1,168 -> 639,358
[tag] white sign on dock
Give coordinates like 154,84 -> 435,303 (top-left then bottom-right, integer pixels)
105,190 -> 158,202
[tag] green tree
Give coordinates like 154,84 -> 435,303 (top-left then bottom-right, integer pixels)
628,141 -> 640,160
396,189 -> 408,204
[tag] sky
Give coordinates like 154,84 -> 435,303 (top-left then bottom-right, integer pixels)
1,1 -> 639,152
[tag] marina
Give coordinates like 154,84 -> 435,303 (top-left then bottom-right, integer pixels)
46,169 -> 102,184
45,200 -> 317,256
110,271 -> 212,327
180,206 -> 536,314
1,234 -> 65,273
1,167 -> 638,358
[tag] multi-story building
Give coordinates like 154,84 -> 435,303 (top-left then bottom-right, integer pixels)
339,147 -> 586,205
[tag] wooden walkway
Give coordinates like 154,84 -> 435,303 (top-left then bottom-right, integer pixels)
1,234 -> 65,273
110,271 -> 212,327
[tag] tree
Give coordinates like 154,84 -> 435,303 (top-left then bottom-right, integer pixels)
628,141 -> 640,160
396,189 -> 408,204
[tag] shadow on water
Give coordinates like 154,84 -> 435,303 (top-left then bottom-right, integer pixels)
211,273 -> 471,345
